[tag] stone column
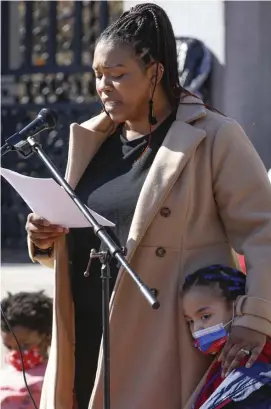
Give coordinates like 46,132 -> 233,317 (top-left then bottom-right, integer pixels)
224,1 -> 271,168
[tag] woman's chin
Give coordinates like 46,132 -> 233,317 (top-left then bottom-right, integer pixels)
108,112 -> 126,124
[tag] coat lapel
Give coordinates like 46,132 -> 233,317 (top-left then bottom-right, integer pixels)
124,99 -> 207,261
65,122 -> 110,189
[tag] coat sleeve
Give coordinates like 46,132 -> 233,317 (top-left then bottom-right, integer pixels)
212,119 -> 271,337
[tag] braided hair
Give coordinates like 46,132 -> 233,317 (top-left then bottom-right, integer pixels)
1,291 -> 53,336
97,3 -> 183,108
182,265 -> 246,302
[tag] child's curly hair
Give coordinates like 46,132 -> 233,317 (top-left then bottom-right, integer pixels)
1,291 -> 53,336
182,264 -> 246,302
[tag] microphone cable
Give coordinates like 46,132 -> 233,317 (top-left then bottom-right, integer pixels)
0,305 -> 38,409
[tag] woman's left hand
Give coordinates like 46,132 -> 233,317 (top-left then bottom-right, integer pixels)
218,326 -> 266,377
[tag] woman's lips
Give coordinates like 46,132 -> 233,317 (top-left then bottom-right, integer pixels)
104,101 -> 121,110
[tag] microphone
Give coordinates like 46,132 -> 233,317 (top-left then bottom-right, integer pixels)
1,108 -> 57,156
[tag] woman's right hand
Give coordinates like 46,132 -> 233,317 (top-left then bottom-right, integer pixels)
26,213 -> 69,249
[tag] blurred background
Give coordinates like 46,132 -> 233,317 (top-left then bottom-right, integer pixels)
1,0 -> 271,311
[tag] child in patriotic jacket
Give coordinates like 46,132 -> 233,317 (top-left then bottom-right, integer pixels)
0,291 -> 52,409
182,265 -> 271,409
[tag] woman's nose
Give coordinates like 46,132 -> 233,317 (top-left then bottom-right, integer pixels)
97,76 -> 113,93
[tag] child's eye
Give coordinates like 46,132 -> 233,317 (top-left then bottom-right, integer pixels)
201,314 -> 211,321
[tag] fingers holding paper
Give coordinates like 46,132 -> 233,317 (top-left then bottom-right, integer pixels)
26,213 -> 69,249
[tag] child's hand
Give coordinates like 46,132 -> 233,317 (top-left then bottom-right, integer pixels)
218,326 -> 266,377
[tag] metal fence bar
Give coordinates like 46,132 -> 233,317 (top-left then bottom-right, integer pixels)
99,1 -> 109,33
23,1 -> 33,69
47,1 -> 57,66
1,1 -> 9,74
73,1 -> 83,66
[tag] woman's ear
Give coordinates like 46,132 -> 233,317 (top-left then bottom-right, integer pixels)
149,62 -> 164,87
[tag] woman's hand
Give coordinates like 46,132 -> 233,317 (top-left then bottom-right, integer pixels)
219,326 -> 266,377
26,213 -> 69,249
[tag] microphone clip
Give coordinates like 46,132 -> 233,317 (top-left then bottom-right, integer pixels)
1,133 -> 32,158
1,133 -> 41,158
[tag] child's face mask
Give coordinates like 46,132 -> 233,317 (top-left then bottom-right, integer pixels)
2,327 -> 50,371
193,319 -> 232,355
6,346 -> 44,371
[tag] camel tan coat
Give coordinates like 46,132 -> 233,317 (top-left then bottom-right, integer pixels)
28,96 -> 271,409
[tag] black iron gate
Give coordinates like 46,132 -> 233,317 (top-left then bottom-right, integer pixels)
1,1 -> 122,262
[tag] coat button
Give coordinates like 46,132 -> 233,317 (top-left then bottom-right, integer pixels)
156,247 -> 166,257
160,207 -> 171,217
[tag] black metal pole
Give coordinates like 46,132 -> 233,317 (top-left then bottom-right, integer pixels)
84,248 -> 112,409
101,256 -> 111,409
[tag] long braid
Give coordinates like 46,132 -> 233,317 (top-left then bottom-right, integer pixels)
97,3 -> 182,108
182,265 -> 246,302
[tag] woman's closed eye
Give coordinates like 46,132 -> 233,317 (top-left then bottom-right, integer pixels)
95,74 -> 124,80
111,74 -> 124,80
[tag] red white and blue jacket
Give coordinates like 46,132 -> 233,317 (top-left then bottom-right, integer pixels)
193,343 -> 271,409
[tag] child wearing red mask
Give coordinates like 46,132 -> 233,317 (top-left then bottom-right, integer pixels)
182,266 -> 271,409
0,291 -> 52,409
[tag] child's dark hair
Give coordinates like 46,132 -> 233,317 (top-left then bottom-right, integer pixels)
182,265 -> 246,302
97,3 -> 182,107
1,291 -> 53,336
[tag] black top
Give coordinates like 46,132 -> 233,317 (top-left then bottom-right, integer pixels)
68,111 -> 176,408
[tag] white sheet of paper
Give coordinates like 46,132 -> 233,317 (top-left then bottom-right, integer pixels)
0,167 -> 115,228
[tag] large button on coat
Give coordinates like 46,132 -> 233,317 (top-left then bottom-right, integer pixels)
156,247 -> 166,257
160,207 -> 171,217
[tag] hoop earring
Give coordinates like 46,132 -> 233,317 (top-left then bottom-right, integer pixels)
148,99 -> 157,125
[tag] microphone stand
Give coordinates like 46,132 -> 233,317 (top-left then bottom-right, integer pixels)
1,134 -> 160,409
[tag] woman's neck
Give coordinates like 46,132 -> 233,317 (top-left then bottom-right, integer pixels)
124,95 -> 173,141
